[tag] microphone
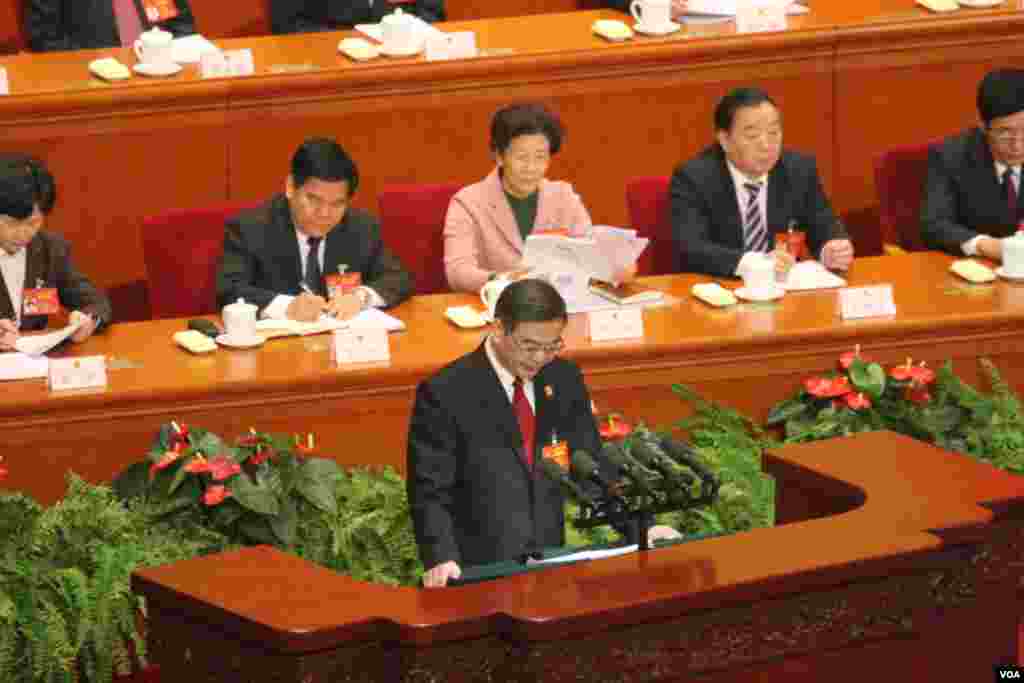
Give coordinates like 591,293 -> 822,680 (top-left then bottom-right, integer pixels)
538,456 -> 596,504
659,435 -> 719,492
629,439 -> 697,489
570,450 -> 624,500
599,441 -> 659,495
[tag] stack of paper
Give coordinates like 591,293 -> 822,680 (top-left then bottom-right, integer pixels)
15,319 -> 84,356
171,34 -> 220,64
255,308 -> 405,338
523,226 -> 649,284
0,352 -> 49,381
781,261 -> 847,291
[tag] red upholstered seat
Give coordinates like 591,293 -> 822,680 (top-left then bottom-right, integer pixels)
378,183 -> 462,295
142,201 -> 256,319
873,142 -> 934,252
625,176 -> 675,276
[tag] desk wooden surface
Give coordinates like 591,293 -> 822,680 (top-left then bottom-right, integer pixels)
5,251 -> 1024,504
1,4 -> 1022,312
132,431 -> 1024,680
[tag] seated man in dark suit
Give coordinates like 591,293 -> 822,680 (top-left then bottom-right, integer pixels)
216,137 -> 412,322
0,154 -> 111,351
670,87 -> 854,278
27,0 -> 195,52
270,0 -> 444,34
921,69 -> 1024,262
407,278 -> 679,588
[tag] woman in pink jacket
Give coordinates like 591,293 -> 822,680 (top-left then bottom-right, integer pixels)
443,103 -> 593,294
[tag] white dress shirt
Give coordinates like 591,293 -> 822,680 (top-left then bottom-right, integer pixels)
484,335 -> 536,412
726,160 -> 770,276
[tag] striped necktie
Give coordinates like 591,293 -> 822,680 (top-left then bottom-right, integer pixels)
1004,167 -> 1019,221
743,182 -> 768,252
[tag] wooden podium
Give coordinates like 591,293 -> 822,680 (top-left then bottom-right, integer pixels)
132,431 -> 1024,681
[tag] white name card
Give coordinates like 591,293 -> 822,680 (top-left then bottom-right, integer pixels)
200,49 -> 254,78
425,32 -> 478,61
840,285 -> 897,320
736,0 -> 788,33
589,308 -> 644,341
332,328 -> 390,365
48,355 -> 107,392
0,67 -> 8,95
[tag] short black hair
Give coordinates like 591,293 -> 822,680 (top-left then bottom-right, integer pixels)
494,278 -> 567,333
490,103 -> 564,156
714,88 -> 777,132
0,154 -> 56,219
977,69 -> 1024,126
291,137 -> 359,195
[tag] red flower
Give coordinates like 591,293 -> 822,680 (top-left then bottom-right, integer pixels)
184,454 -> 210,474
889,359 -> 935,385
906,385 -> 932,405
203,485 -> 231,506
149,450 -> 183,479
838,345 -> 870,370
844,392 -> 872,410
598,414 -> 633,440
0,456 -> 7,482
804,376 -> 851,398
208,455 -> 241,481
249,446 -> 275,466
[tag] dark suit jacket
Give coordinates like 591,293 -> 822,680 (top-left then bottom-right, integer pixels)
27,0 -> 195,52
407,345 -> 603,570
216,194 -> 413,311
1,230 -> 112,331
669,145 -> 847,277
921,127 -> 1021,254
270,0 -> 445,34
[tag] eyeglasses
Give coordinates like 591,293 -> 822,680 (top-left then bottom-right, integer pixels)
509,334 -> 564,356
987,127 -> 1024,144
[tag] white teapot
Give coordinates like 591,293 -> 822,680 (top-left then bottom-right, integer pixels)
133,26 -> 174,66
380,8 -> 419,53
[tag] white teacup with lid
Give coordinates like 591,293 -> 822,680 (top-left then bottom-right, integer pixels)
630,0 -> 672,30
222,298 -> 258,342
740,253 -> 778,299
134,26 -> 175,66
480,277 -> 511,320
380,8 -> 420,53
1002,232 -> 1024,278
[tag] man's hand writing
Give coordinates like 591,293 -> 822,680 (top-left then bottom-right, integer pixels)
286,293 -> 327,322
325,292 -> 362,320
68,310 -> 97,343
0,319 -> 18,351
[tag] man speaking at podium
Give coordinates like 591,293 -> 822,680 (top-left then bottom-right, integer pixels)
407,279 -> 677,588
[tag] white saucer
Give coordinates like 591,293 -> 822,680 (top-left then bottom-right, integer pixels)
957,0 -> 1002,7
996,266 -> 1024,282
735,285 -> 785,302
633,20 -> 682,36
379,42 -> 423,58
133,62 -> 183,77
215,333 -> 265,349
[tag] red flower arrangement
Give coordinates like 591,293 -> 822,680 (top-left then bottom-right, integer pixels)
0,455 -> 7,482
592,402 -> 634,440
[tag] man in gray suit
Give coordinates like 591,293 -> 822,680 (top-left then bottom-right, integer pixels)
217,137 -> 413,322
670,87 -> 853,278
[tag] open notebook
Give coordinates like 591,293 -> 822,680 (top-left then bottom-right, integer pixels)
255,308 -> 405,339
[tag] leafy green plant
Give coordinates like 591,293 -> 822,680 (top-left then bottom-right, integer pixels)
767,351 -> 1024,473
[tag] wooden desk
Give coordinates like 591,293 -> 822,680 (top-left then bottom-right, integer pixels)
131,431 -> 1024,681
1,6 -> 1022,313
5,252 -> 1024,505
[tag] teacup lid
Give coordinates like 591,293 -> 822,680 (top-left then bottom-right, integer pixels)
382,7 -> 413,25
225,297 -> 256,311
140,26 -> 173,42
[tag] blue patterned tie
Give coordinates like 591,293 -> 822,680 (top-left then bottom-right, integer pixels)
743,182 -> 768,253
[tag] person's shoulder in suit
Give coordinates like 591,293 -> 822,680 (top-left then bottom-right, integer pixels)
337,206 -> 381,235
672,144 -> 724,185
775,148 -> 819,180
933,127 -> 987,171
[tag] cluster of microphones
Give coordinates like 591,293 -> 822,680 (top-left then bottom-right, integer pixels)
538,432 -> 719,540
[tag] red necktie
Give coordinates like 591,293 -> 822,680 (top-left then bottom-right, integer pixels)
512,379 -> 535,468
113,0 -> 144,48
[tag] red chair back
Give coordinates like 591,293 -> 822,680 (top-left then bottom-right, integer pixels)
873,142 -> 934,252
625,176 -> 675,276
378,183 -> 462,295
142,201 -> 256,319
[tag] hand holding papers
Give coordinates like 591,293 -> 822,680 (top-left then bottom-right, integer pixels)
15,317 -> 86,357
523,226 -> 648,285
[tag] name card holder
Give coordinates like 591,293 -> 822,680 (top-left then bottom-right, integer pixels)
48,356 -> 108,392
736,0 -> 788,33
332,328 -> 390,365
425,32 -> 478,61
839,285 -> 897,320
0,67 -> 9,95
589,308 -> 644,341
201,49 -> 254,78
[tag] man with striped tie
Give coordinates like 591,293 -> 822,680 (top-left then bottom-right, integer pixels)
669,87 -> 854,278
